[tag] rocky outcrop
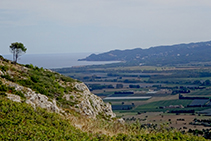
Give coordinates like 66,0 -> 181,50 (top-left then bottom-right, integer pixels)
3,78 -> 116,119
25,91 -> 61,113
7,94 -> 21,102
0,57 -> 117,121
73,82 -> 116,119
3,79 -> 62,113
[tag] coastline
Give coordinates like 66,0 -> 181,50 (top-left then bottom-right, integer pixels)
2,53 -> 120,69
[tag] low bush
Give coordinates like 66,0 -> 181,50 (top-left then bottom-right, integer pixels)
25,64 -> 34,69
0,65 -> 9,71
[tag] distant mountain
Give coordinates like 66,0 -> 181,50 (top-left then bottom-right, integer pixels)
79,41 -> 211,66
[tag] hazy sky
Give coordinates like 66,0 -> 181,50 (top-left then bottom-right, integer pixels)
1,0 -> 211,55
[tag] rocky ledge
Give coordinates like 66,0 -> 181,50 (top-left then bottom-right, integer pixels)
74,82 -> 116,118
2,78 -> 116,120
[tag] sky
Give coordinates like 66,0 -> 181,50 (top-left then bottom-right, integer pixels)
1,0 -> 211,55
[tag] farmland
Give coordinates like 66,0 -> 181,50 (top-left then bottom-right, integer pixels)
134,99 -> 192,112
53,64 -> 211,131
103,96 -> 151,100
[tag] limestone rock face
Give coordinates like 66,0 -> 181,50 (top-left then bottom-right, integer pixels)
7,94 -> 21,103
4,79 -> 116,120
2,77 -> 116,121
4,80 -> 62,113
25,91 -> 60,113
74,82 -> 116,119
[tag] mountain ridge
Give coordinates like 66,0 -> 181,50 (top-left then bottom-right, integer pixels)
79,40 -> 211,66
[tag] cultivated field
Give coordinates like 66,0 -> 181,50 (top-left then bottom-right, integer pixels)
55,64 -> 211,132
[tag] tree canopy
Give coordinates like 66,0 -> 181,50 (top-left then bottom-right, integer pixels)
9,42 -> 27,64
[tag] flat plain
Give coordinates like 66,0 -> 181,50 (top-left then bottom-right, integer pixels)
54,64 -> 211,132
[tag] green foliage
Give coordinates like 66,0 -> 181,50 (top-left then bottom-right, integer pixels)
14,91 -> 25,98
25,64 -> 34,69
0,65 -> 9,71
30,75 -> 40,83
9,42 -> 27,64
0,81 -> 25,99
1,74 -> 13,81
0,92 -> 6,97
0,98 -> 95,140
0,84 -> 8,92
60,75 -> 77,83
0,64 -> 79,108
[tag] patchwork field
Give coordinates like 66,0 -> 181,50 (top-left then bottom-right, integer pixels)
54,64 -> 211,133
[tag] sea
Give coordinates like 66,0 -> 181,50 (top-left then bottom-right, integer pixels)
2,53 -> 119,69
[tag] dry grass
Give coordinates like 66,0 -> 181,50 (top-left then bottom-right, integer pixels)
61,108 -> 160,137
63,109 -> 127,136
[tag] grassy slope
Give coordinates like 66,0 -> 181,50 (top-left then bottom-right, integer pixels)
0,97 -> 93,140
0,97 -> 206,141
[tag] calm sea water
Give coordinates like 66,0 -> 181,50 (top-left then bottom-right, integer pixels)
2,53 -> 119,69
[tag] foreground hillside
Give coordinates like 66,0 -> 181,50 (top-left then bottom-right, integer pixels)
0,56 -> 207,140
79,40 -> 211,66
1,97 -> 207,140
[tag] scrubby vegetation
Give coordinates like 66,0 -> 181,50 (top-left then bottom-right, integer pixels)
0,80 -> 25,98
0,58 -> 81,108
0,98 -> 206,140
0,98 -> 94,140
22,64 -> 79,98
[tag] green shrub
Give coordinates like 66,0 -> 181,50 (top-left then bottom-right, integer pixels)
18,79 -> 33,86
0,83 -> 25,98
0,92 -> 6,96
25,64 -> 34,69
0,65 -> 9,71
0,84 -> 8,92
0,98 -> 95,140
30,75 -> 40,83
15,91 -> 25,98
1,74 -> 12,81
60,75 -> 76,83
34,66 -> 40,71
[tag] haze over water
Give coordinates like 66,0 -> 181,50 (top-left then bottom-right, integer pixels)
2,53 -> 119,69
